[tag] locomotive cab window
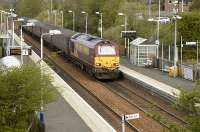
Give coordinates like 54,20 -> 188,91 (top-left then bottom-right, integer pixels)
98,46 -> 116,55
71,41 -> 75,53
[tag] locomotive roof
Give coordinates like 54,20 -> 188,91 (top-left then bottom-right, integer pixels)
24,18 -> 111,47
71,33 -> 112,48
30,19 -> 76,38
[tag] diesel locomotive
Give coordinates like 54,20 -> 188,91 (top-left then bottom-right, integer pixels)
23,19 -> 120,79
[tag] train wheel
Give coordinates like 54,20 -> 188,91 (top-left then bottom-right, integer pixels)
89,70 -> 93,77
83,65 -> 87,72
86,67 -> 93,77
81,64 -> 84,70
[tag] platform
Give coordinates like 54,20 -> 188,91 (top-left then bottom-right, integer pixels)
13,32 -> 116,132
120,57 -> 195,101
45,97 -> 91,132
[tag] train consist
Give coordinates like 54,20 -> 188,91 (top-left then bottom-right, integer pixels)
23,19 -> 120,79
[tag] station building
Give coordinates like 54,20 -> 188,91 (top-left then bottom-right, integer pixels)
129,37 -> 158,66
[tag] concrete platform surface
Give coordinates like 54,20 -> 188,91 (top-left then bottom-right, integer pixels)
120,56 -> 195,91
120,65 -> 180,100
45,97 -> 91,132
13,32 -> 116,132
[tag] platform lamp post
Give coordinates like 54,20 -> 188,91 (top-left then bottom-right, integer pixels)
10,13 -> 18,46
68,10 -> 75,31
60,10 -> 64,28
172,15 -> 182,78
118,12 -> 127,56
10,18 -> 24,56
7,9 -> 16,47
158,0 -> 160,46
96,11 -> 103,38
9,8 -> 15,14
0,10 -> 4,33
52,10 -> 57,26
13,17 -> 24,36
50,0 -> 53,14
147,0 -> 160,60
40,30 -> 62,124
148,18 -> 162,60
0,10 -> 7,33
181,0 -> 184,12
0,11 -> 2,32
0,11 -> 10,34
40,29 -> 61,124
0,11 -> 9,55
5,12 -> 17,41
2,12 -> 16,55
47,10 -> 50,23
20,22 -> 35,64
4,12 -> 10,34
148,0 -> 152,18
81,11 -> 88,34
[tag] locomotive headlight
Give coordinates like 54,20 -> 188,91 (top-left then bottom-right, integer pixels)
96,63 -> 101,66
113,63 -> 119,66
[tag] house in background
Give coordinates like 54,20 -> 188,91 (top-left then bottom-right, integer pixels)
164,0 -> 193,13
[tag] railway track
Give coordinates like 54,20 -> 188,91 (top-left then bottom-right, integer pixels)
19,31 -> 140,132
42,50 -> 139,132
18,30 -> 173,131
101,80 -> 187,129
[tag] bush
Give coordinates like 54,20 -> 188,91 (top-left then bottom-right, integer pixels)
0,63 -> 58,131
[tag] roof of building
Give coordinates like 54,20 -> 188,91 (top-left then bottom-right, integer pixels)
0,56 -> 21,68
130,37 -> 147,46
130,37 -> 157,46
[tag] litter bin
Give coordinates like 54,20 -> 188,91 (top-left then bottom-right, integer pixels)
169,66 -> 178,77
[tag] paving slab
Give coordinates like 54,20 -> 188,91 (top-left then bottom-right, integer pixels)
120,56 -> 196,91
12,32 -> 116,132
45,97 -> 92,132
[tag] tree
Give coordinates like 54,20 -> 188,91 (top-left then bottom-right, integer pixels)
177,11 -> 200,42
16,0 -> 44,17
173,11 -> 200,61
159,24 -> 174,45
190,0 -> 200,11
103,0 -> 155,45
61,0 -> 106,34
0,63 -> 58,131
176,82 -> 200,132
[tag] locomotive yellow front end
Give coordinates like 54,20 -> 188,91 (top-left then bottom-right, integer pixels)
94,43 -> 120,79
95,56 -> 119,71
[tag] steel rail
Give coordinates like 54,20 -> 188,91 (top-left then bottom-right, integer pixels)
20,30 -> 140,132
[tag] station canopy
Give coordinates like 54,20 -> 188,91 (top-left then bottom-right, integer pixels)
129,37 -> 158,66
0,56 -> 21,68
130,37 -> 148,46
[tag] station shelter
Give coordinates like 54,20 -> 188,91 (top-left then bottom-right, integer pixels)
129,37 -> 158,66
0,37 -> 2,58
